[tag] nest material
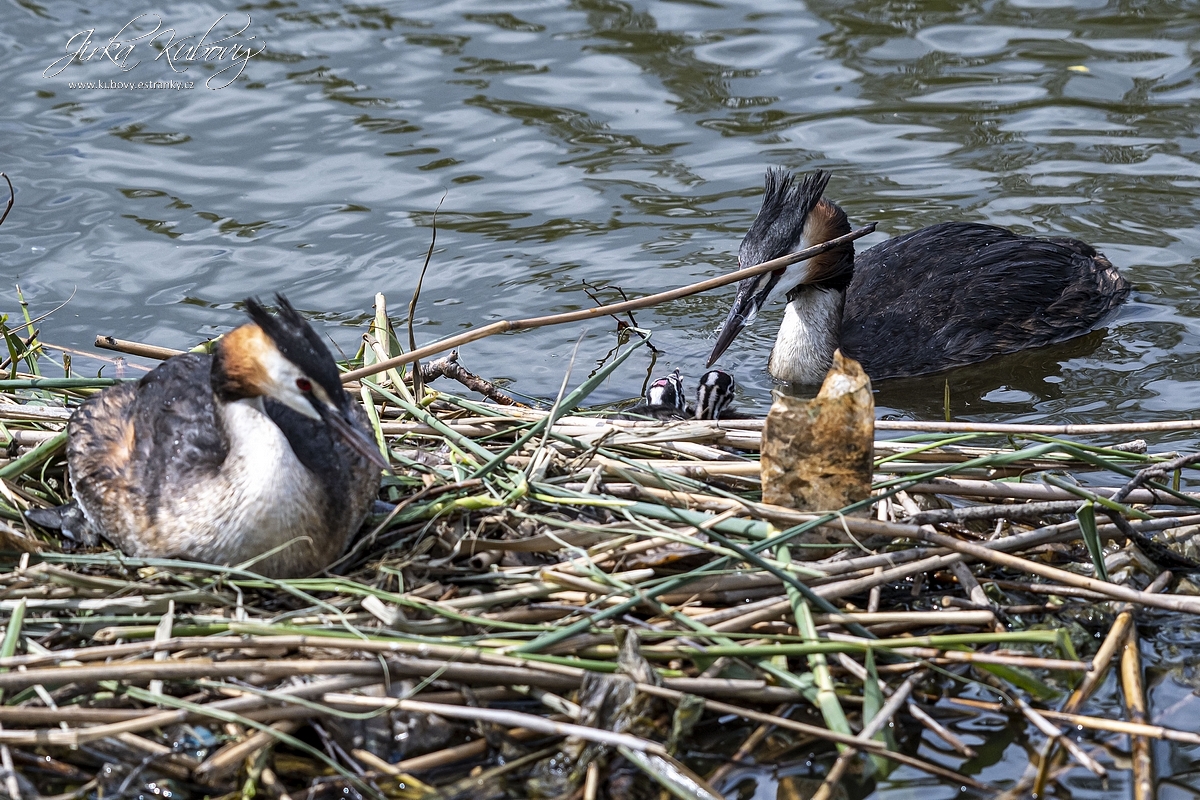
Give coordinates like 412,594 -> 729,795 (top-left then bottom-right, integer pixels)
0,339 -> 1197,800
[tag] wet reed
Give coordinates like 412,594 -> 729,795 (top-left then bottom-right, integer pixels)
0,309 -> 1195,800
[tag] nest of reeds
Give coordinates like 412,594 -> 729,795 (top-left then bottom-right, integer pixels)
0,296 -> 1198,800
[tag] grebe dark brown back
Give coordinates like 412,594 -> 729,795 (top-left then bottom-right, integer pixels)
65,296 -> 386,578
707,169 -> 1131,383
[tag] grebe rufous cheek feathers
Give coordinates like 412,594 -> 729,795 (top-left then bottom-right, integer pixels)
65,295 -> 385,578
238,297 -> 387,467
707,169 -> 1130,384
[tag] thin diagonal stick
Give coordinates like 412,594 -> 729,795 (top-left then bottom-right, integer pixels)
341,224 -> 875,383
0,174 -> 12,229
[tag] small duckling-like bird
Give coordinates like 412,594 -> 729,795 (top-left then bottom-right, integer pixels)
64,296 -> 386,578
693,369 -> 745,420
623,369 -> 688,420
708,169 -> 1130,383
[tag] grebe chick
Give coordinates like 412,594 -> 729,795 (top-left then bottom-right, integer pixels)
694,369 -> 748,420
65,296 -> 387,578
623,369 -> 687,420
707,169 -> 1130,383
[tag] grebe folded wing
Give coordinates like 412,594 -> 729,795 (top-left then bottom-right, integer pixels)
67,354 -> 226,548
841,222 -> 1130,379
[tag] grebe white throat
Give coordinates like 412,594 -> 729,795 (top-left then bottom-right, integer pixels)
768,287 -> 843,385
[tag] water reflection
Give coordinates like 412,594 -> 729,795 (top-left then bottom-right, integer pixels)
2,1 -> 1196,404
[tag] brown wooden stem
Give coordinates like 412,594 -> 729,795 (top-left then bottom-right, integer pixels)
339,224 -> 876,383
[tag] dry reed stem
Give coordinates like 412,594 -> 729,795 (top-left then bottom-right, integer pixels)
1026,571 -> 1171,796
194,721 -> 299,783
705,702 -> 790,786
907,477 -> 1200,505
947,698 -> 1200,745
258,766 -> 294,800
352,721 -> 550,775
482,402 -> 1200,436
0,675 -> 378,746
875,419 -> 1200,434
813,671 -> 923,800
887,648 -> 1087,672
1015,697 -> 1107,777
900,528 -> 1200,613
835,653 -> 976,758
339,225 -> 875,383
637,683 -> 988,790
94,336 -> 185,361
1120,619 -> 1153,800
321,694 -> 668,755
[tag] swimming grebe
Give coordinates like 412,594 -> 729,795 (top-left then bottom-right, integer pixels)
65,296 -> 386,578
707,169 -> 1130,383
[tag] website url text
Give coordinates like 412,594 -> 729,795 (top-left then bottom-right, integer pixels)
67,79 -> 194,90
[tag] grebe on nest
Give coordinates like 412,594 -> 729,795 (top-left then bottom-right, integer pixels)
694,369 -> 748,420
623,369 -> 688,420
707,169 -> 1130,383
623,369 -> 745,421
63,296 -> 386,578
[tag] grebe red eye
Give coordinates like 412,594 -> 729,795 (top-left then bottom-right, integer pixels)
296,378 -> 312,392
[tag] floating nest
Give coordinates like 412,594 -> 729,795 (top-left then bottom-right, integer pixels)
0,311 -> 1197,800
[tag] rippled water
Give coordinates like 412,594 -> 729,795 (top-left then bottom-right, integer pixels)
4,0 -> 1200,795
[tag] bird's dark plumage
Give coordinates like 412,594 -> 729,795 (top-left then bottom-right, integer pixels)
841,222 -> 1130,379
622,370 -> 688,420
708,169 -> 1131,383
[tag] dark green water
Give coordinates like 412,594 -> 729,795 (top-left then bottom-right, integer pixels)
3,1 -> 1200,796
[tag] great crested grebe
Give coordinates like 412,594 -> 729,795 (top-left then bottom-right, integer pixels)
707,169 -> 1131,383
694,369 -> 746,420
623,369 -> 743,420
64,296 -> 387,578
623,369 -> 688,420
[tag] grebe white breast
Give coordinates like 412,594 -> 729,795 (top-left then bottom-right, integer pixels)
707,169 -> 1131,383
65,296 -> 386,578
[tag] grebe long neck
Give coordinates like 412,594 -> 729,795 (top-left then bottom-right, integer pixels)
169,395 -> 334,574
705,171 -> 855,380
218,396 -> 301,479
768,286 -> 846,384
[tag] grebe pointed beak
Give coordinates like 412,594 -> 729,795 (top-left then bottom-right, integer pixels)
314,401 -> 391,470
706,268 -> 780,366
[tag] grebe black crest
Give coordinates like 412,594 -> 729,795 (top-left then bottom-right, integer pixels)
61,295 -> 386,578
707,169 -> 1130,383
